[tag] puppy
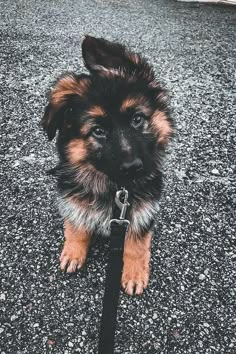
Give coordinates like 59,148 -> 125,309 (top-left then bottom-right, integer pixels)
42,36 -> 173,295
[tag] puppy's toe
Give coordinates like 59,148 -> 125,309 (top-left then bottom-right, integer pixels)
66,259 -> 80,273
135,281 -> 146,296
60,255 -> 70,271
124,280 -> 135,296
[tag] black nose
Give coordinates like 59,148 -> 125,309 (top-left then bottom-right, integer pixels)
120,158 -> 143,176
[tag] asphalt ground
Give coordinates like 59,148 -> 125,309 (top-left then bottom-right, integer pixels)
0,1 -> 235,353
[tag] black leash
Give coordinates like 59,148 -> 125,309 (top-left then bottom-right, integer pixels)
98,188 -> 130,354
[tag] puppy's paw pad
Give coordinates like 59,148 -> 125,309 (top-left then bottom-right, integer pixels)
59,242 -> 87,272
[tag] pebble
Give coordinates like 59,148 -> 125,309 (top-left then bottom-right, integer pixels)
211,168 -> 220,175
10,315 -> 18,321
0,294 -> 6,301
203,322 -> 210,328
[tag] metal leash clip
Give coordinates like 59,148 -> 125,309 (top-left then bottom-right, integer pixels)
110,187 -> 130,227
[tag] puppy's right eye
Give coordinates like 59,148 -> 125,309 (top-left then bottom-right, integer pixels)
92,127 -> 106,138
131,113 -> 145,129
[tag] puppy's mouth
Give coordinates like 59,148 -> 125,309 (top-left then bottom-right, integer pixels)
110,165 -> 145,185
120,169 -> 144,181
117,158 -> 144,180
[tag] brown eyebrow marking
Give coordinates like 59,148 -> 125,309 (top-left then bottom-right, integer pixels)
87,105 -> 106,117
120,96 -> 150,114
121,97 -> 143,112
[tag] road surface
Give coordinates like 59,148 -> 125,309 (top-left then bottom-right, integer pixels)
0,0 -> 235,353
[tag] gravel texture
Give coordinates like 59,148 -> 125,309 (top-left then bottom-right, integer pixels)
0,1 -> 235,353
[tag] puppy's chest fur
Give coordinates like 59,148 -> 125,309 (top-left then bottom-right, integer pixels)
57,169 -> 161,237
58,193 -> 113,236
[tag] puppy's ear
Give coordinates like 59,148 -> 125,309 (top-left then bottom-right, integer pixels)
82,36 -> 154,80
42,73 -> 89,140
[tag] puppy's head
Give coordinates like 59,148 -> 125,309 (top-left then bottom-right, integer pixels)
42,36 -> 173,184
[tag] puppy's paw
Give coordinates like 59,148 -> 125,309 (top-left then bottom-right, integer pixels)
121,258 -> 150,296
60,241 -> 88,272
121,233 -> 152,296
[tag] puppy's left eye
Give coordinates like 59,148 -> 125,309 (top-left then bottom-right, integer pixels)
131,114 -> 145,128
92,126 -> 106,138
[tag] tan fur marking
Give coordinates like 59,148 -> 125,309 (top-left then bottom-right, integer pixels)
51,75 -> 89,107
80,122 -> 94,136
151,110 -> 173,145
67,139 -> 87,165
121,96 -> 149,112
87,105 -> 106,117
132,54 -> 140,65
122,232 -> 152,295
60,220 -> 91,272
127,53 -> 141,65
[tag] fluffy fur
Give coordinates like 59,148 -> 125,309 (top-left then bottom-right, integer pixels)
42,36 -> 173,295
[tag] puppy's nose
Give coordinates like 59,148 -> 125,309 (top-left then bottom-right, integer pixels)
120,158 -> 143,176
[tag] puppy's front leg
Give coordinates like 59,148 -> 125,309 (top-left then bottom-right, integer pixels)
122,232 -> 152,296
60,220 -> 91,273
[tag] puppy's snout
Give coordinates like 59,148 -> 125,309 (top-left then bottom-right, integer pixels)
120,158 -> 143,176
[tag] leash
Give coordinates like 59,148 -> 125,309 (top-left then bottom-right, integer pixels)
98,187 -> 130,354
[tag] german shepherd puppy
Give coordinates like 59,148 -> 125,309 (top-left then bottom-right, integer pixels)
42,36 -> 173,295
